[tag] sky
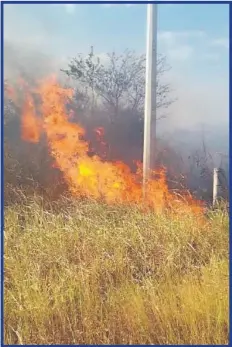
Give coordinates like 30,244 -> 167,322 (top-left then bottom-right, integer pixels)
3,2 -> 229,134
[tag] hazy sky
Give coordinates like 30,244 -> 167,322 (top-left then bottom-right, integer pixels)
3,2 -> 229,131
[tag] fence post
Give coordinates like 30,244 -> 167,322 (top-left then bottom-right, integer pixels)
213,168 -> 219,207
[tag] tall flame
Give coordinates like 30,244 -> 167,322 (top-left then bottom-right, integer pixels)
21,92 -> 41,143
18,76 -> 204,216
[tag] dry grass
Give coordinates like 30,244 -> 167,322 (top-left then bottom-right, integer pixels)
4,197 -> 229,344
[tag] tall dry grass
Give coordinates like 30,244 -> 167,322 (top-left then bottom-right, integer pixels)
4,197 -> 229,344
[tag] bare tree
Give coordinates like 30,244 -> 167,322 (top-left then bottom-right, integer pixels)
61,48 -> 174,122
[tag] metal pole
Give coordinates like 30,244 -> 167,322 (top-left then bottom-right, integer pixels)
143,4 -> 158,193
213,168 -> 220,206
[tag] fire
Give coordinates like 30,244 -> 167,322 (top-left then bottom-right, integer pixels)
16,76 -> 204,216
21,92 -> 41,143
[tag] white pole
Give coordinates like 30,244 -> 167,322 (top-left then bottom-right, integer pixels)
213,167 -> 224,206
143,4 -> 158,193
213,168 -> 219,206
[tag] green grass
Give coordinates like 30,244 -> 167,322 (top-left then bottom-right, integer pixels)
4,197 -> 229,344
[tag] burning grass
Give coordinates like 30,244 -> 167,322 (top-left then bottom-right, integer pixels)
16,76 -> 204,215
4,197 -> 229,345
4,76 -> 229,344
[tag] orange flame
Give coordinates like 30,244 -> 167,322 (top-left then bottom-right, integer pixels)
17,76 -> 204,216
21,92 -> 41,143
